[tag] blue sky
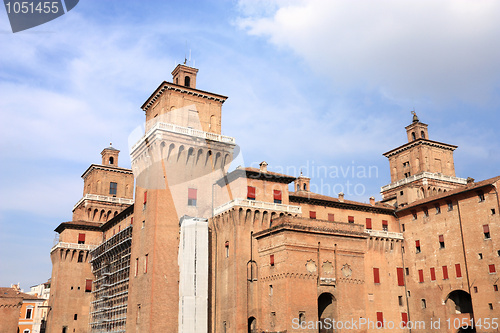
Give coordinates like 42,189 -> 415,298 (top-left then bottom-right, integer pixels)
0,0 -> 499,289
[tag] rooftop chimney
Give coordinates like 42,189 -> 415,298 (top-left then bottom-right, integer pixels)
259,161 -> 268,173
338,192 -> 344,203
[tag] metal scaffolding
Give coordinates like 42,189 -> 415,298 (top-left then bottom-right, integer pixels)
89,225 -> 132,333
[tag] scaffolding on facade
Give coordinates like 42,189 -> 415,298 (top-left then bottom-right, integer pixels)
89,225 -> 132,333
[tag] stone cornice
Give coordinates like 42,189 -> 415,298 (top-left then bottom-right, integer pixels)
383,138 -> 457,158
141,82 -> 228,111
81,164 -> 133,180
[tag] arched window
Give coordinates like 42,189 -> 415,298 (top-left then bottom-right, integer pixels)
421,131 -> 425,139
411,132 -> 416,140
303,183 -> 307,191
109,156 -> 114,164
297,184 -> 300,191
184,76 -> 190,87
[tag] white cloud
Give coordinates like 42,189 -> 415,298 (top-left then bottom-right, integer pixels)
237,0 -> 500,105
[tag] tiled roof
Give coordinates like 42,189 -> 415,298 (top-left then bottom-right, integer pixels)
397,175 -> 500,211
290,191 -> 395,212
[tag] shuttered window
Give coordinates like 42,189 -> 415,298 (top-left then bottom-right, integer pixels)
418,269 -> 424,283
430,267 -> 436,281
397,267 -> 404,286
247,186 -> 256,200
455,264 -> 462,278
401,313 -> 408,327
273,190 -> 282,204
310,211 -> 316,219
442,266 -> 449,280
373,268 -> 380,284
85,279 -> 92,292
366,218 -> 372,229
78,233 -> 85,244
144,191 -> 148,204
376,312 -> 384,328
328,214 -> 335,222
348,216 -> 354,223
270,254 -> 275,266
489,264 -> 496,274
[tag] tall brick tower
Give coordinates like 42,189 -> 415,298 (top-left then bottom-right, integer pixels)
381,113 -> 467,207
47,147 -> 133,333
126,64 -> 236,333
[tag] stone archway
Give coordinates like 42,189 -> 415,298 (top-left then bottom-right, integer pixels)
248,317 -> 256,333
445,290 -> 475,332
318,293 -> 336,333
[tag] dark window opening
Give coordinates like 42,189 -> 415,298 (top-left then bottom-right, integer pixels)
77,252 -> 84,263
109,182 -> 117,195
411,132 -> 416,140
26,308 -> 32,319
405,268 -> 409,276
478,253 -> 483,259
473,286 -> 478,293
492,208 -> 496,215
484,224 -> 491,239
477,190 -> 485,202
439,235 -> 445,249
401,224 -> 405,232
74,314 -> 77,320
109,156 -> 114,164
421,131 -> 425,139
421,299 -> 426,309
489,303 -> 494,310
184,76 -> 190,87
398,296 -> 403,306
494,285 -> 498,291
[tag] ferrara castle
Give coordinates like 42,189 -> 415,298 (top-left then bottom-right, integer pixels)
45,64 -> 500,333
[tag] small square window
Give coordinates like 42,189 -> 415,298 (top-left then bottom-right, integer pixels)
473,286 -> 478,293
310,211 -> 316,219
478,253 -> 483,259
489,303 -> 493,310
348,216 -> 354,223
400,191 -> 404,195
492,208 -> 496,215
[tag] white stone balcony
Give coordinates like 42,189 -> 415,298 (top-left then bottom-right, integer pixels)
365,229 -> 404,240
381,172 -> 467,192
130,121 -> 236,152
73,194 -> 134,211
214,198 -> 302,216
50,242 -> 97,254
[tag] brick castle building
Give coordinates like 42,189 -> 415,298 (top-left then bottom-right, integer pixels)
45,64 -> 499,333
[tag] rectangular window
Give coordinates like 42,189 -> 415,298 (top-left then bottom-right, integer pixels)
78,233 -> 85,244
489,264 -> 496,274
398,295 -> 403,306
415,240 -> 421,253
309,211 -> 316,219
439,235 -> 445,249
366,218 -> 372,229
397,267 -> 404,286
435,203 -> 441,214
328,213 -> 335,222
474,286 -> 478,293
270,254 -> 275,266
442,266 -> 449,280
131,217 -> 134,225
405,267 -> 409,276
455,264 -> 462,278
373,267 -> 380,284
135,258 -> 139,276
26,308 -> 32,319
447,201 -> 453,211
382,220 -> 388,231
402,224 -> 405,232
143,191 -> 147,204
247,186 -> 256,200
430,267 -> 436,281
144,254 -> 148,274
492,208 -> 496,215
273,190 -> 282,204
418,269 -> 424,283
483,224 -> 491,239
421,299 -> 426,309
188,188 -> 197,206
109,182 -> 117,195
401,313 -> 408,327
494,285 -> 498,292
477,190 -> 485,202
348,216 -> 354,223
225,241 -> 229,258
376,312 -> 384,328
85,279 -> 92,292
